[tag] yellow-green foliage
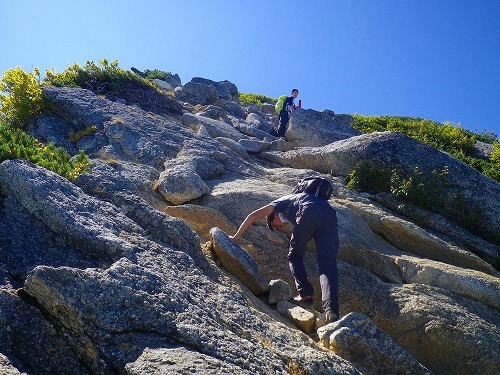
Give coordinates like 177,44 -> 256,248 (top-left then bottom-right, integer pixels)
239,93 -> 277,106
352,115 -> 500,182
68,125 -> 98,143
45,58 -> 156,95
0,67 -> 44,129
346,161 -> 495,244
143,69 -> 173,80
0,122 -> 90,181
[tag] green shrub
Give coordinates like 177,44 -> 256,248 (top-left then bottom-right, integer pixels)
345,161 -> 392,194
143,69 -> 172,80
68,125 -> 98,143
0,67 -> 44,129
482,141 -> 500,181
45,58 -> 156,97
351,115 -> 500,182
346,161 -> 493,242
239,93 -> 277,106
0,122 -> 90,181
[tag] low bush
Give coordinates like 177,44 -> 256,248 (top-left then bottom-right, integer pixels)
0,122 -> 90,181
239,93 -> 277,106
346,161 -> 496,244
143,69 -> 173,80
68,125 -> 98,143
351,115 -> 500,182
0,67 -> 44,129
44,58 -> 155,96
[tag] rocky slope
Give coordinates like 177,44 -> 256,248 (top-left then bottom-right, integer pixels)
0,76 -> 498,374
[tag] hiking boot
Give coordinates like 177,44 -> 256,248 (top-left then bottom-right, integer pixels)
291,295 -> 314,308
325,311 -> 339,324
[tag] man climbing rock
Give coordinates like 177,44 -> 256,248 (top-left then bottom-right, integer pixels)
271,88 -> 299,138
230,177 -> 340,324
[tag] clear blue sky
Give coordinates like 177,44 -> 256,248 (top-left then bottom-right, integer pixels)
1,1 -> 499,137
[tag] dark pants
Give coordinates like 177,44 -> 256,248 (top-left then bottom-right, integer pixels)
272,109 -> 289,137
287,202 -> 339,314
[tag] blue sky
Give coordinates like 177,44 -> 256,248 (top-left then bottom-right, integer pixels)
1,1 -> 499,137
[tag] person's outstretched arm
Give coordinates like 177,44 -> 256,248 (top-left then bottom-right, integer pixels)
230,204 -> 275,242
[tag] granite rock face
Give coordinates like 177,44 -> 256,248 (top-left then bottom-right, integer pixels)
0,80 -> 498,375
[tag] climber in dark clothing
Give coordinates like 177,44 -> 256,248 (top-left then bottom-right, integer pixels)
230,191 -> 340,323
272,88 -> 299,137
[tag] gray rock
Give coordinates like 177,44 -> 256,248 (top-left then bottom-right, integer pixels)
124,346 -> 255,374
182,113 -> 246,142
157,165 -> 209,204
0,290 -> 89,374
174,81 -> 218,105
198,105 -> 228,120
238,139 -> 272,153
0,159 -> 140,260
261,103 -> 276,115
164,73 -> 181,88
234,122 -> 275,140
318,312 -> 431,375
215,137 -> 250,160
151,78 -> 173,92
261,131 -> 500,245
0,353 -> 26,375
276,301 -> 316,334
191,77 -> 239,102
268,279 -> 292,304
473,140 -> 494,160
286,109 -> 362,147
28,115 -> 79,155
209,227 -> 269,295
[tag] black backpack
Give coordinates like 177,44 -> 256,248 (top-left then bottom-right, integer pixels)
292,177 -> 333,200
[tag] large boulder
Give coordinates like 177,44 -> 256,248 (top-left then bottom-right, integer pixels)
318,312 -> 431,375
286,109 -> 362,147
209,227 -> 269,295
261,131 -> 500,245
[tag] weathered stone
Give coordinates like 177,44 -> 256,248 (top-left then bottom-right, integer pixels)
286,110 -> 362,147
0,290 -> 89,374
238,139 -> 271,153
234,122 -> 275,140
0,353 -> 26,375
151,78 -> 173,92
157,166 -> 209,204
261,131 -> 500,245
215,137 -> 250,160
318,312 -> 431,375
276,301 -> 316,334
0,159 -> 140,260
268,279 -> 292,305
209,227 -> 269,295
164,204 -> 237,242
124,346 -> 255,374
395,256 -> 500,310
174,81 -> 218,105
182,112 -> 246,142
1,72 -> 498,375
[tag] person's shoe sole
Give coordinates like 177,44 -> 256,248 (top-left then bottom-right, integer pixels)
290,296 -> 314,308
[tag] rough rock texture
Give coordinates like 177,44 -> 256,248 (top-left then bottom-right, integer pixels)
261,131 -> 500,244
209,227 -> 269,295
318,313 -> 431,375
0,81 -> 498,375
286,109 -> 362,147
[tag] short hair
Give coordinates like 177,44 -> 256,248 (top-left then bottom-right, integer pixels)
291,88 -> 299,94
266,210 -> 276,231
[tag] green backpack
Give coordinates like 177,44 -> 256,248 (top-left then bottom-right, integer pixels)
274,95 -> 288,114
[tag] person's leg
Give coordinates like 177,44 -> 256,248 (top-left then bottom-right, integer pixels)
287,205 -> 316,297
314,209 -> 339,315
277,111 -> 289,137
